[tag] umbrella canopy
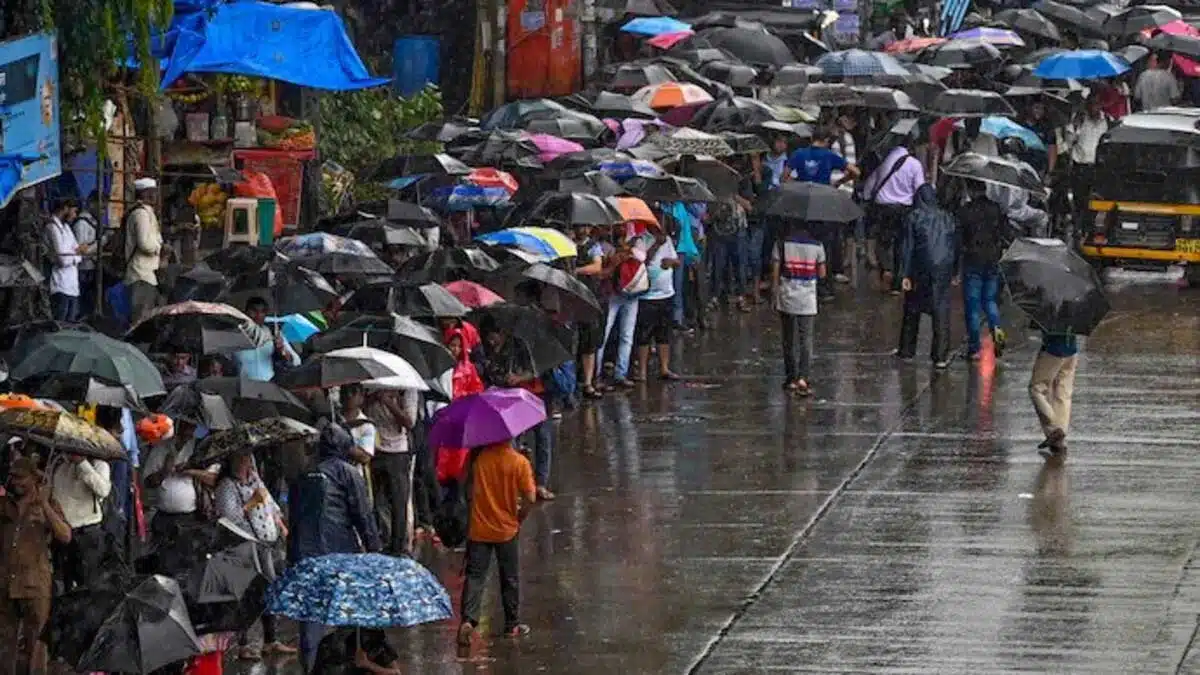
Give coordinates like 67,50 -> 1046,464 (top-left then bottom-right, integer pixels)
428,387 -> 547,449
608,63 -> 677,91
190,417 -> 318,468
815,49 -> 909,78
995,8 -> 1061,41
524,118 -> 603,143
556,171 -> 626,197
480,99 -> 607,139
404,119 -> 479,143
276,233 -> 394,277
758,181 -> 864,223
334,219 -> 426,250
792,83 -> 865,107
309,315 -> 455,382
1143,32 -> 1200,60
699,26 -> 796,67
366,153 -> 471,181
342,280 -> 470,318
698,60 -> 759,87
9,329 -> 165,398
649,128 -> 736,157
467,303 -> 575,374
194,376 -> 314,423
770,63 -> 824,86
1033,49 -> 1130,80
203,245 -> 287,278
159,384 -> 237,430
385,201 -> 442,229
276,346 -> 430,391
224,261 -> 339,317
1034,0 -> 1105,37
622,16 -> 692,36
885,37 -> 947,54
396,247 -> 502,283
611,196 -> 661,226
15,372 -> 144,411
0,407 -> 126,459
49,575 -> 201,674
661,154 -> 741,199
513,263 -> 603,321
622,174 -> 716,202
689,96 -> 783,133
632,82 -> 715,109
589,91 -> 658,119
1104,5 -> 1180,35
949,27 -> 1026,47
266,553 -> 451,628
849,85 -> 919,111
127,302 -> 272,355
165,264 -> 227,304
443,280 -> 506,308
718,131 -> 770,154
926,89 -> 1017,117
476,227 -> 578,260
917,39 -> 1004,69
981,116 -> 1047,151
0,254 -> 44,288
519,192 -> 627,227
266,314 -> 321,344
1000,238 -> 1111,335
942,152 -> 1045,192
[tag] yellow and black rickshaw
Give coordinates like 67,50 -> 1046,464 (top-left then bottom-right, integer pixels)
1084,108 -> 1200,287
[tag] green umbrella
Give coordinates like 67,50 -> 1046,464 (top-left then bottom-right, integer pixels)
10,330 -> 166,399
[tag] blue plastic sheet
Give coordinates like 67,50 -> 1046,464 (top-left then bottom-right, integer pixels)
161,1 -> 388,91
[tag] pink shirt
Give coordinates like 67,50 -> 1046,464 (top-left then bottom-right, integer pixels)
863,147 -> 927,206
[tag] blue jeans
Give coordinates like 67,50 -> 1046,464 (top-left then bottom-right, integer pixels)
745,226 -> 765,285
963,265 -> 1002,355
671,261 -> 686,325
710,231 -> 746,300
532,413 -> 553,487
597,295 -> 639,380
51,292 -> 78,322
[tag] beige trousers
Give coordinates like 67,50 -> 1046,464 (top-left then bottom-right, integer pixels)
1028,351 -> 1078,439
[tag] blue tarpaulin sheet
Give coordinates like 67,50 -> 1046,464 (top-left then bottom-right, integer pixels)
160,2 -> 389,91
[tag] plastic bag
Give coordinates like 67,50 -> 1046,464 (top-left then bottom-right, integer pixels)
233,170 -> 284,235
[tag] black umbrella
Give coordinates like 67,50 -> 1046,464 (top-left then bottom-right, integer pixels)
386,200 -> 442,229
164,264 -> 227,303
1033,0 -> 1105,38
404,119 -> 479,143
589,91 -> 658,120
995,8 -> 1061,41
943,152 -> 1045,193
520,192 -> 627,227
719,132 -> 770,154
926,89 -> 1016,117
1104,5 -> 1180,36
512,263 -> 603,321
194,376 -> 314,423
467,304 -> 574,374
759,181 -> 865,223
482,99 -> 608,139
48,575 -> 201,674
651,56 -> 735,98
127,301 -> 272,355
455,130 -> 543,169
15,372 -> 145,411
276,234 -> 395,278
334,218 -> 427,250
794,82 -> 866,107
366,153 -> 471,181
0,320 -> 87,354
543,148 -> 633,178
190,417 -> 318,468
309,314 -> 455,381
918,39 -> 1004,69
690,96 -> 783,133
159,383 -> 238,430
850,85 -> 919,111
1000,238 -> 1111,335
0,407 -> 127,460
662,154 -> 742,199
397,247 -> 503,283
699,26 -> 797,67
698,60 -> 759,88
1116,44 -> 1150,66
342,280 -> 470,318
557,171 -> 626,197
203,246 -> 287,278
525,117 -> 604,143
1143,32 -> 1200,60
770,63 -> 823,86
0,254 -> 43,288
9,329 -> 166,398
756,120 -> 814,139
608,63 -> 677,91
224,261 -> 339,317
622,174 -> 717,202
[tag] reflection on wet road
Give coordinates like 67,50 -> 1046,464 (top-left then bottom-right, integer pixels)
252,274 -> 1200,674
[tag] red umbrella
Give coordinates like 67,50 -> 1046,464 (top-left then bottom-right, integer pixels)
442,281 -> 505,308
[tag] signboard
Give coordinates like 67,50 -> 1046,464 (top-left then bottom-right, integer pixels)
0,32 -> 61,208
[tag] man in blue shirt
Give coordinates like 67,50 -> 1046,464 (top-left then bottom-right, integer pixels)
786,128 -> 860,187
234,297 -> 301,381
1029,331 -> 1079,463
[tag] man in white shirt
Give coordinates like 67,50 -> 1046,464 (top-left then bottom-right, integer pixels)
633,225 -> 680,382
72,191 -> 101,318
125,178 -> 164,323
1065,96 -> 1111,233
142,421 -> 218,542
49,453 -> 111,590
45,198 -> 82,322
1134,53 -> 1181,112
366,389 -> 419,554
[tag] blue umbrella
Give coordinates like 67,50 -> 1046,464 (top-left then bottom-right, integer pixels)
815,49 -> 910,78
980,116 -> 1047,152
621,16 -> 691,37
596,159 -> 666,181
266,553 -> 452,628
1033,50 -> 1130,80
266,314 -> 321,343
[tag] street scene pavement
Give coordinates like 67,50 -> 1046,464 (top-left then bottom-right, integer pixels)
224,272 -> 1194,675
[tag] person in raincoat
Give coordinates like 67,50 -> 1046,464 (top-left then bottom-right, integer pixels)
289,424 -> 382,672
896,183 -> 959,368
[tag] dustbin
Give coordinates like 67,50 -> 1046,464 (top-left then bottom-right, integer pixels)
394,36 -> 440,97
257,198 -> 277,246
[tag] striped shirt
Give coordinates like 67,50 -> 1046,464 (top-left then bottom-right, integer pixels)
830,132 -> 857,193
771,236 -> 826,316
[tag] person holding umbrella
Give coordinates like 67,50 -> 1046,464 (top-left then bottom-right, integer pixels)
235,297 -> 301,382
956,180 -> 1009,361
896,184 -> 959,369
1030,330 -> 1079,463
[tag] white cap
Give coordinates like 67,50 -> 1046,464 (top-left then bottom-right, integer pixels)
133,177 -> 157,191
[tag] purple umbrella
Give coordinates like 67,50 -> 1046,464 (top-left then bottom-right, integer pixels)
527,133 -> 585,163
428,388 -> 547,449
950,27 -> 1026,48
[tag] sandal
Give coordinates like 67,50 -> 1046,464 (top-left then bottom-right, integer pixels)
658,371 -> 680,381
582,385 -> 604,399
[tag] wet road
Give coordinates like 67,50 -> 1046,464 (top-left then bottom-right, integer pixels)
247,273 -> 1200,674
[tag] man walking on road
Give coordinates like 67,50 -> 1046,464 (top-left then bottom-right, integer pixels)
457,440 -> 537,646
1029,332 -> 1079,463
770,223 -> 826,396
956,181 -> 1007,361
896,184 -> 958,369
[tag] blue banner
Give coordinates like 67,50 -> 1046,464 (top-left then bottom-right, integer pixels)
0,32 -> 61,208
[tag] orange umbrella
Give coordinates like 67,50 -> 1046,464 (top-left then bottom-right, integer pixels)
0,395 -> 48,411
632,82 -> 714,110
611,197 -> 659,228
467,167 -> 520,194
886,37 -> 946,53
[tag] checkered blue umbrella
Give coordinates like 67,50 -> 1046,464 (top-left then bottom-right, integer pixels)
815,49 -> 909,78
266,553 -> 452,628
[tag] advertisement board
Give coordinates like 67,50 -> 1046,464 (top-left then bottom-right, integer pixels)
0,31 -> 61,208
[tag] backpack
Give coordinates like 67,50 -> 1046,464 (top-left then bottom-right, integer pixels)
613,257 -> 649,297
105,203 -> 148,277
432,448 -> 477,548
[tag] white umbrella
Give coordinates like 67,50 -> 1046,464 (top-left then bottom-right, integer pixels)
325,347 -> 429,391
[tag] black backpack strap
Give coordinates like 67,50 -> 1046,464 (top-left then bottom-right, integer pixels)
868,151 -> 914,205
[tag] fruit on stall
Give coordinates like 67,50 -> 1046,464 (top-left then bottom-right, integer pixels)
188,183 -> 229,229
